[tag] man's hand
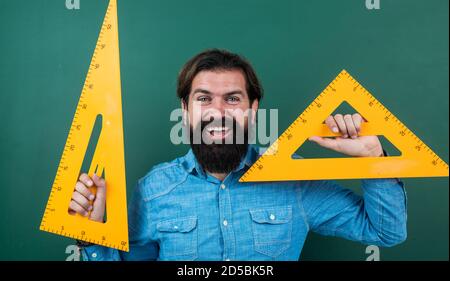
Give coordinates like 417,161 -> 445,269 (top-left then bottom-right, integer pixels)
68,173 -> 106,223
308,113 -> 383,157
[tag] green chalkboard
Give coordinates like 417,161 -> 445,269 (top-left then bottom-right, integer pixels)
0,0 -> 448,260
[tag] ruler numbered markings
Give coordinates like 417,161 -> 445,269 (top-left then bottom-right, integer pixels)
40,0 -> 129,251
240,70 -> 448,182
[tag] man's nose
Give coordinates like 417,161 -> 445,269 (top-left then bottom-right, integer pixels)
211,98 -> 227,115
204,98 -> 228,120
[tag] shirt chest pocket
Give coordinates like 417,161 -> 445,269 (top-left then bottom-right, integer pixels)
249,206 -> 293,258
156,216 -> 198,260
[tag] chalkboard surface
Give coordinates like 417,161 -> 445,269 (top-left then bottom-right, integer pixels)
0,0 -> 448,260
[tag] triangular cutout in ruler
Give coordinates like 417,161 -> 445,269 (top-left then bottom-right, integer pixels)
240,70 -> 449,182
40,0 -> 129,251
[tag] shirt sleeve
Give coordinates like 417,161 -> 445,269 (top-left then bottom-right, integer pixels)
298,178 -> 408,247
81,181 -> 159,261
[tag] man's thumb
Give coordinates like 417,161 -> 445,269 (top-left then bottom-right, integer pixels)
90,173 -> 106,222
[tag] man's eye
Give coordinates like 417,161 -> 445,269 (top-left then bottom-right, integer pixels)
197,96 -> 211,103
226,96 -> 240,103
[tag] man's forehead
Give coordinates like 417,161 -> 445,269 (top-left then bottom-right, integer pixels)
191,70 -> 247,94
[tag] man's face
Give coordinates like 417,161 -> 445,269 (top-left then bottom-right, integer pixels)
183,70 -> 259,173
185,70 -> 258,143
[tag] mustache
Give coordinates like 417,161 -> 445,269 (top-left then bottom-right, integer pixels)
189,116 -> 247,145
198,116 -> 238,129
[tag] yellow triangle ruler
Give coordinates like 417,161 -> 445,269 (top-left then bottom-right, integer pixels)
40,0 -> 129,251
240,70 -> 449,182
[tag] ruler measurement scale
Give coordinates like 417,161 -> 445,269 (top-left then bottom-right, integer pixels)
240,70 -> 448,182
40,0 -> 129,251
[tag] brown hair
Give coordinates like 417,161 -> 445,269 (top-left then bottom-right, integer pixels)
177,49 -> 263,106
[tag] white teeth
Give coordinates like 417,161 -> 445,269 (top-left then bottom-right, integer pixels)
207,127 -> 229,132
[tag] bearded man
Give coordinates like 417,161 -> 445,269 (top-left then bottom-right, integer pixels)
70,49 -> 407,261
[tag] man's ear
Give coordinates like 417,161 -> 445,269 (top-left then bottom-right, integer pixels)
181,101 -> 189,126
250,99 -> 259,124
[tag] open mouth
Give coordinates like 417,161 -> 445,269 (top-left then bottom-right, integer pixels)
205,126 -> 232,139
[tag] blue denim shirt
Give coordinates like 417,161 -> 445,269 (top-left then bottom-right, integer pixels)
81,145 -> 407,261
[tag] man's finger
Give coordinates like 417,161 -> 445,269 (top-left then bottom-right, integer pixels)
325,116 -> 339,133
308,136 -> 338,150
72,191 -> 92,212
75,182 -> 95,201
333,114 -> 348,138
69,200 -> 89,217
352,113 -> 363,132
344,114 -> 357,139
79,173 -> 93,188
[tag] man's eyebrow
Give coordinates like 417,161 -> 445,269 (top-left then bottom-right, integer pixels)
192,88 -> 213,95
192,89 -> 244,96
224,90 -> 244,96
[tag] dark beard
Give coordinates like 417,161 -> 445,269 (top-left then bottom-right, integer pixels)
189,117 -> 248,174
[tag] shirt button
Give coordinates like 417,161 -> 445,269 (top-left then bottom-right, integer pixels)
220,184 -> 226,190
223,220 -> 228,226
91,253 -> 97,258
173,226 -> 178,230
225,258 -> 231,261
269,214 -> 276,220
